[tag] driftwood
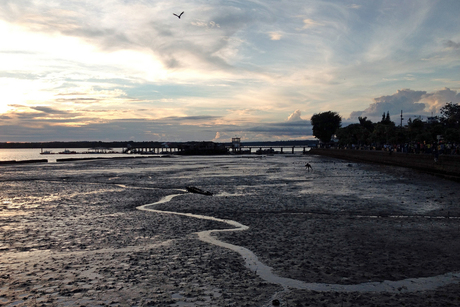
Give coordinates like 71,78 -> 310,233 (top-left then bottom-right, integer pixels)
186,186 -> 213,196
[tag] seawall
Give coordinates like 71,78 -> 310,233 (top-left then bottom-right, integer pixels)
310,149 -> 460,181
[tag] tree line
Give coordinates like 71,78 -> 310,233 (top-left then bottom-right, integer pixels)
311,102 -> 460,152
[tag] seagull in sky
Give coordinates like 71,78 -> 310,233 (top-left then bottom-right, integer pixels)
173,11 -> 184,19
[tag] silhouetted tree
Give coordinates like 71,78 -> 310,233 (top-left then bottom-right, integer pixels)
326,102 -> 460,150
336,124 -> 370,146
358,116 -> 374,132
444,128 -> 460,143
407,118 -> 425,142
380,111 -> 392,125
440,102 -> 460,129
310,111 -> 342,143
371,122 -> 395,145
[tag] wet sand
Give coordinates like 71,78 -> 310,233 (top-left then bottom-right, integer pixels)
0,155 -> 459,306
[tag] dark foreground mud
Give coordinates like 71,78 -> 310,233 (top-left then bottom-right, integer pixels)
1,155 -> 459,306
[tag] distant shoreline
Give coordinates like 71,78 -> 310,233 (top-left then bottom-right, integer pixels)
0,140 -> 318,149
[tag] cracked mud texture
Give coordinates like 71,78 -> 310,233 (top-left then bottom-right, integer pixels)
1,154 -> 460,306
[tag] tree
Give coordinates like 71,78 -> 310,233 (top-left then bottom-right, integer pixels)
336,124 -> 370,146
380,111 -> 391,125
358,116 -> 374,132
371,122 -> 395,145
440,102 -> 460,129
407,118 -> 424,141
444,128 -> 460,143
310,111 -> 342,143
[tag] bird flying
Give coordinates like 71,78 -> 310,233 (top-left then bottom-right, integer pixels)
173,11 -> 184,19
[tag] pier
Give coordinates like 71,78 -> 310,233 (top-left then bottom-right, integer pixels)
227,138 -> 312,154
123,146 -> 180,154
227,145 -> 311,154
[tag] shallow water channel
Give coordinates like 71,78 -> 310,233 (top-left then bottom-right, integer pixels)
138,194 -> 460,294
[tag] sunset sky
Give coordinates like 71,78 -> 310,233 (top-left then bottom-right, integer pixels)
1,0 -> 459,142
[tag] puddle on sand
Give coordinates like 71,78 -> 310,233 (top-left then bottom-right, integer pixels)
214,192 -> 246,197
138,194 -> 460,294
0,210 -> 30,217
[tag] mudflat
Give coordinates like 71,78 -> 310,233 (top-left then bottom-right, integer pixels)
0,154 -> 459,306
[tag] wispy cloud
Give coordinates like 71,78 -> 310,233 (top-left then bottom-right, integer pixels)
269,32 -> 282,40
301,18 -> 323,29
348,4 -> 361,9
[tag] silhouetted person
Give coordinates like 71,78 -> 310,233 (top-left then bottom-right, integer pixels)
433,142 -> 439,163
305,163 -> 312,171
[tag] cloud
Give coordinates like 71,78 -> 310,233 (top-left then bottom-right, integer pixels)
160,115 -> 222,122
0,1 -> 258,73
349,88 -> 460,121
248,120 -> 312,139
31,106 -> 69,114
212,131 -> 221,141
7,104 -> 27,109
301,18 -> 323,29
190,20 -> 220,29
287,110 -> 302,122
445,40 -> 460,50
55,98 -> 101,104
269,32 -> 282,40
0,109 -> 313,142
349,89 -> 427,120
421,87 -> 460,113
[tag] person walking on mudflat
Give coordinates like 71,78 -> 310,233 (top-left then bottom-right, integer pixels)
305,163 -> 312,171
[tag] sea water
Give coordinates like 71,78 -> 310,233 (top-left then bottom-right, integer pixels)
0,148 -> 149,162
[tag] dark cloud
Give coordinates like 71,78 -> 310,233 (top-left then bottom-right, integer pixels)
445,40 -> 460,49
247,120 -> 312,138
159,115 -> 222,121
269,120 -> 311,127
31,106 -> 69,114
7,104 -> 27,108
2,107 -> 81,122
0,114 -> 312,142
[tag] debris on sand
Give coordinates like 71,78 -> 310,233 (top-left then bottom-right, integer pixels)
186,186 -> 213,196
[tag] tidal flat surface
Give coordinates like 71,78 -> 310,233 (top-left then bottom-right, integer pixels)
0,155 -> 459,306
